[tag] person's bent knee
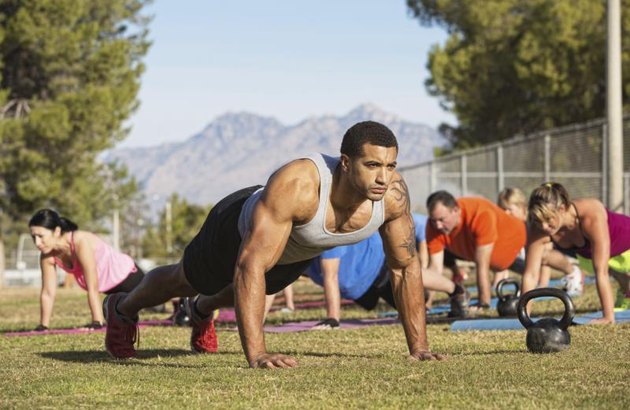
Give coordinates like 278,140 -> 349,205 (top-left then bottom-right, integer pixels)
170,261 -> 198,296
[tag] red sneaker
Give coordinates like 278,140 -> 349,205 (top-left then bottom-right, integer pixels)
184,297 -> 218,353
103,293 -> 138,359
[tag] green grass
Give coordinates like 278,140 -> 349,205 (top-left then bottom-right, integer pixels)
0,279 -> 628,409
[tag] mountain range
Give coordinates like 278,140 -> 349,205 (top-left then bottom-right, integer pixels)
107,104 -> 447,207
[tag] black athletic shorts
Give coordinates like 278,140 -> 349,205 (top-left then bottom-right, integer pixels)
507,256 -> 526,274
182,185 -> 314,296
553,243 -> 578,258
353,266 -> 396,310
105,263 -> 145,295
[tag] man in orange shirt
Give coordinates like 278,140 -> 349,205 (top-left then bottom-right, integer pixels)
423,190 -> 527,315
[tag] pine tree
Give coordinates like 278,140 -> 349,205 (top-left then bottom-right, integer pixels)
0,0 -> 151,276
407,0 -> 629,148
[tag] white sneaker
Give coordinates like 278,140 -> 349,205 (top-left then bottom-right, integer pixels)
562,266 -> 584,297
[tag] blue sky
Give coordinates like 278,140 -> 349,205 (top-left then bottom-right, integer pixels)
123,0 -> 455,148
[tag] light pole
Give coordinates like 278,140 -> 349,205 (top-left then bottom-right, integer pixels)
152,194 -> 174,262
165,199 -> 173,259
607,0 -> 623,211
112,193 -> 120,251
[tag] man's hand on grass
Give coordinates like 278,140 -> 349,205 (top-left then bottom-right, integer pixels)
409,350 -> 447,361
251,353 -> 298,369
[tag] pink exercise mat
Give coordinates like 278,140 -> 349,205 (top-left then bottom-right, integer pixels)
3,319 -> 173,337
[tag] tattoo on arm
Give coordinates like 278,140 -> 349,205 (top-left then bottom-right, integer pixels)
399,222 -> 417,258
389,177 -> 415,258
389,179 -> 410,212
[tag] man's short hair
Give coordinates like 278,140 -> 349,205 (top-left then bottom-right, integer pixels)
340,121 -> 398,158
426,190 -> 458,212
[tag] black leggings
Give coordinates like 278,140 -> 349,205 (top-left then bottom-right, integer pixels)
105,264 -> 145,295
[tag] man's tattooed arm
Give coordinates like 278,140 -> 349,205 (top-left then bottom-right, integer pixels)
399,220 -> 417,259
386,176 -> 416,259
388,178 -> 411,213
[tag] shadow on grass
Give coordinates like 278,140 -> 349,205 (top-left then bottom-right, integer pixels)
39,349 -> 242,365
38,348 -> 377,366
282,350 -> 385,359
455,349 -> 527,356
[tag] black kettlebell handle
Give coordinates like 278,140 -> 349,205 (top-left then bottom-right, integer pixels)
496,278 -> 520,300
517,287 -> 575,330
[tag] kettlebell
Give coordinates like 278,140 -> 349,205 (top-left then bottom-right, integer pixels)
496,278 -> 520,317
517,287 -> 575,353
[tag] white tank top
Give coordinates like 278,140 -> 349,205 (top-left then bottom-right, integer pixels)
238,153 -> 386,264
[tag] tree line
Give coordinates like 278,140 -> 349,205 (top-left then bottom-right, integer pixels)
407,0 -> 630,149
2,1 -> 626,275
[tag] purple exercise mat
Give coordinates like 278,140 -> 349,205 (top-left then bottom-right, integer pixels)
216,309 -> 236,322
216,299 -> 355,323
262,317 -> 399,333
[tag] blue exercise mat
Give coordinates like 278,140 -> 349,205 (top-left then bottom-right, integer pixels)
450,318 -> 526,331
572,309 -> 630,325
450,309 -> 630,331
427,305 -> 451,315
378,304 -> 451,318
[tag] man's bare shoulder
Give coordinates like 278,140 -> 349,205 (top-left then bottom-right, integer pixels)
262,158 -> 321,221
382,171 -> 411,221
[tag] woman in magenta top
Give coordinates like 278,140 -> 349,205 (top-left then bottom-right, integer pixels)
523,183 -> 630,324
29,209 -> 144,330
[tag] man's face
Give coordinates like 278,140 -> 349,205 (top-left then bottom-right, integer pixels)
343,143 -> 398,201
429,202 -> 460,234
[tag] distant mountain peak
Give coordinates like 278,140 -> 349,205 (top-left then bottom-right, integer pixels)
111,104 -> 446,206
343,103 -> 403,124
347,102 -> 391,116
203,111 -> 282,131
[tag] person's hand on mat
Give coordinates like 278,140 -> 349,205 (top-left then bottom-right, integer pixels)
83,321 -> 104,330
34,324 -> 49,331
468,302 -> 491,312
409,349 -> 447,362
311,318 -> 340,330
589,317 -> 613,325
251,353 -> 298,369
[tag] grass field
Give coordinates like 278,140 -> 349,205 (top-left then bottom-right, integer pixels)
0,277 -> 628,409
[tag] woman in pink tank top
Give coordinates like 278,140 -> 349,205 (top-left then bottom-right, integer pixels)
524,182 -> 630,324
28,209 -> 145,330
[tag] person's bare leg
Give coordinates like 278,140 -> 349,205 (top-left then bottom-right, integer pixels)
542,249 -> 573,274
492,270 -> 509,289
195,284 -> 236,315
263,293 -> 277,322
538,265 -> 551,287
476,270 -> 492,306
425,290 -> 435,309
610,270 -> 630,293
284,284 -> 295,311
422,269 -> 456,294
117,262 -> 197,318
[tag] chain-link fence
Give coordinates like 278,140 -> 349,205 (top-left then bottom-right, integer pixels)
400,117 -> 630,215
